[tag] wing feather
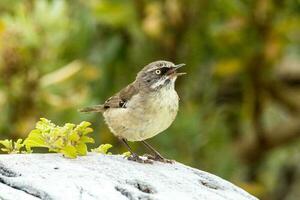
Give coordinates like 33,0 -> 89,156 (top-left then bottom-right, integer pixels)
103,82 -> 138,109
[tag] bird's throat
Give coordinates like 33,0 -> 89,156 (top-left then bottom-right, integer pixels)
150,77 -> 175,89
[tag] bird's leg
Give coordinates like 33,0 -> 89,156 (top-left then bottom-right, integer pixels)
119,138 -> 152,164
142,140 -> 163,158
141,140 -> 173,163
120,138 -> 137,157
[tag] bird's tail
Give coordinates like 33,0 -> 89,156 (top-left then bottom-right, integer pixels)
78,105 -> 104,113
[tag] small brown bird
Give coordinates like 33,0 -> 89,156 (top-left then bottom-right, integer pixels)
79,60 -> 185,163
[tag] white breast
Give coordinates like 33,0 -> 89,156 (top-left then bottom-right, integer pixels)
103,87 -> 179,141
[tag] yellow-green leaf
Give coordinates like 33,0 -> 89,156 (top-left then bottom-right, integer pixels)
80,136 -> 95,143
0,139 -> 13,150
61,145 -> 77,158
14,139 -> 24,151
52,138 -> 64,149
1,148 -> 9,152
24,130 -> 48,149
69,132 -> 80,141
122,151 -> 131,157
76,143 -> 87,156
91,144 -> 113,154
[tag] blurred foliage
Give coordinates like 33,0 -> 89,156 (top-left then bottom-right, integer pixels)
0,118 -> 96,158
0,0 -> 300,199
0,138 -> 24,154
24,118 -> 95,158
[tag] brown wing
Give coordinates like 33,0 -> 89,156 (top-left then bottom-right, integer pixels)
103,82 -> 138,109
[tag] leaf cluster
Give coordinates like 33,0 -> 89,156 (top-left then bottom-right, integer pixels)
23,118 -> 95,158
0,118 -> 114,158
0,139 -> 24,154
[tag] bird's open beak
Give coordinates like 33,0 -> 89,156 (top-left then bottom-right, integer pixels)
175,63 -> 186,76
167,63 -> 186,77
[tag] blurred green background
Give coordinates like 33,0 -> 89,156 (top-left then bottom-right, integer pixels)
0,0 -> 300,199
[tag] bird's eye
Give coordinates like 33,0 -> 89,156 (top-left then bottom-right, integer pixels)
155,69 -> 161,75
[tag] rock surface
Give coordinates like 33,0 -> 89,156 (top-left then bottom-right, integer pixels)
0,153 -> 258,200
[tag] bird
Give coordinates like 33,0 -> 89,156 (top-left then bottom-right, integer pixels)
79,60 -> 185,163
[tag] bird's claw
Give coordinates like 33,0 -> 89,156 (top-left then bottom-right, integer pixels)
143,154 -> 174,164
127,154 -> 153,164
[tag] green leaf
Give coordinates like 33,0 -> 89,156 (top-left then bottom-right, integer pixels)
12,139 -> 24,153
75,121 -> 93,135
79,121 -> 91,127
64,123 -> 76,129
61,145 -> 77,158
122,151 -> 131,157
1,148 -> 9,152
36,118 -> 55,131
24,130 -> 48,149
14,139 -> 23,149
91,144 -> 113,154
76,143 -> 87,156
69,132 -> 80,141
0,139 -> 13,151
82,127 -> 93,135
52,138 -> 64,149
80,136 -> 95,143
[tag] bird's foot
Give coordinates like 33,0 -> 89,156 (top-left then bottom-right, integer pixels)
143,154 -> 174,164
127,154 -> 153,164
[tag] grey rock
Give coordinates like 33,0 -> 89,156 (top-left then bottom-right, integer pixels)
0,153 -> 258,200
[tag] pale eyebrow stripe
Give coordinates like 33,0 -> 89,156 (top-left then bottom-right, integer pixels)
146,66 -> 161,72
146,64 -> 172,72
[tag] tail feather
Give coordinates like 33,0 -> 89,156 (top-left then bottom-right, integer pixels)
78,105 -> 104,113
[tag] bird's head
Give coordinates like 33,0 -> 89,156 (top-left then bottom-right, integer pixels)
136,60 -> 186,90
